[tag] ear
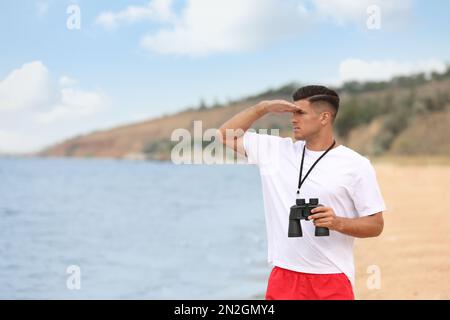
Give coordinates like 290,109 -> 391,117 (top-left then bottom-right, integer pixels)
320,111 -> 332,125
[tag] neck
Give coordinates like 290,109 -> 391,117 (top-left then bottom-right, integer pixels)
305,133 -> 336,151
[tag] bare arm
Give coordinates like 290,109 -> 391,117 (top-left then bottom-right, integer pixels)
217,100 -> 300,155
335,212 -> 384,238
309,208 -> 384,238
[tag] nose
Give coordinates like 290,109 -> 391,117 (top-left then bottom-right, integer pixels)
291,114 -> 297,125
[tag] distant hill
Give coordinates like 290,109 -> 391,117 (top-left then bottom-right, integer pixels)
38,67 -> 450,160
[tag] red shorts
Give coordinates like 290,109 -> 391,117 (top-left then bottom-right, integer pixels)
265,266 -> 354,300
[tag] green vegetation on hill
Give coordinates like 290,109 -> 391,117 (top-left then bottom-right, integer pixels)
335,67 -> 450,155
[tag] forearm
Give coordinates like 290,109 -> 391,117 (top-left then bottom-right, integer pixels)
336,215 -> 384,238
218,102 -> 268,138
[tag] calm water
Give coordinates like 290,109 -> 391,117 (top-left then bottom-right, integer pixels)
0,157 -> 270,299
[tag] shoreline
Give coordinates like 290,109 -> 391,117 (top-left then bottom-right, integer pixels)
4,154 -> 450,166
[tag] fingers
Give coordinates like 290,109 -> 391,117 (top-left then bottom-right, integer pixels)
283,102 -> 301,111
308,212 -> 329,220
308,207 -> 331,219
314,221 -> 331,228
307,207 -> 337,229
265,100 -> 300,113
276,100 -> 300,110
287,106 -> 301,112
310,206 -> 330,214
276,99 -> 296,105
312,217 -> 332,226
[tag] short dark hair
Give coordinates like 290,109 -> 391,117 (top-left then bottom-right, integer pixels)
292,85 -> 340,118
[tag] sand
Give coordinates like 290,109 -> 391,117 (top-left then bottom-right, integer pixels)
353,161 -> 450,299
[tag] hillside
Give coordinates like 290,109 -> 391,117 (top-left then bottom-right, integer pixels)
38,68 -> 450,161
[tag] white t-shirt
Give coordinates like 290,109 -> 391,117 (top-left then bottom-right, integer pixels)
243,131 -> 387,286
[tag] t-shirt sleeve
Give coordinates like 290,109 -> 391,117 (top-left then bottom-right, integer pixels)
350,159 -> 387,217
242,131 -> 284,169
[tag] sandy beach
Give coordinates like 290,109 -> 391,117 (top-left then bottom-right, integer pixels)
353,160 -> 450,299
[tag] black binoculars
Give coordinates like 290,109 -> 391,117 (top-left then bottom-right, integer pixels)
288,198 -> 329,237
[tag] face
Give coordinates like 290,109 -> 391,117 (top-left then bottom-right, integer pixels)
291,99 -> 328,140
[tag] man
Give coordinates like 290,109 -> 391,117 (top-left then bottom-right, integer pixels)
217,85 -> 386,300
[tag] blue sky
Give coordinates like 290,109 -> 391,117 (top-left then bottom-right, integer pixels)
1,0 -> 450,153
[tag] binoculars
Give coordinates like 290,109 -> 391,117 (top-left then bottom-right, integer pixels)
288,198 -> 329,237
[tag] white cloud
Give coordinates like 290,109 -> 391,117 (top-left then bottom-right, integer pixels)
59,75 -> 78,88
96,0 -> 175,30
338,58 -> 447,83
36,87 -> 107,124
0,61 -> 107,123
0,61 -> 54,111
0,61 -> 109,153
140,0 -> 309,56
96,0 -> 412,56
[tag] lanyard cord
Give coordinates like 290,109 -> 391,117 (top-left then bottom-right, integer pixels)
297,140 -> 336,195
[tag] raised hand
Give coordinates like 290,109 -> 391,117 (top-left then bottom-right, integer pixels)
260,100 -> 301,114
